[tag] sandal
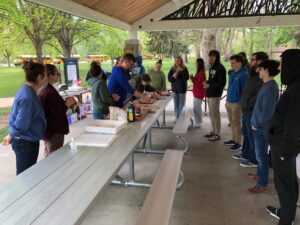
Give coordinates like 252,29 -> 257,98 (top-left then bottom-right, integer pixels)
208,134 -> 221,141
203,132 -> 214,138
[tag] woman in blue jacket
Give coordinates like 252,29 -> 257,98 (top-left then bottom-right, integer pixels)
2,62 -> 47,175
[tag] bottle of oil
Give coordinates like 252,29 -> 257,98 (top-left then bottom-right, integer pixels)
127,102 -> 135,122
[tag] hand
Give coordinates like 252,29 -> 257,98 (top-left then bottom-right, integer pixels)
176,67 -> 183,73
65,97 -> 76,107
112,94 -> 120,101
2,135 -> 12,146
280,156 -> 285,161
203,81 -> 209,89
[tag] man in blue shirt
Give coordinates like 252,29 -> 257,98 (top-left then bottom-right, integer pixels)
108,53 -> 147,107
224,54 -> 249,151
248,60 -> 280,194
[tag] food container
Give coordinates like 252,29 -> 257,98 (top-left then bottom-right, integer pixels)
84,119 -> 126,134
73,133 -> 117,147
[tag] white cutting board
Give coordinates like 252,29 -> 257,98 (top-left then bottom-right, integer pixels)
84,120 -> 126,134
74,133 -> 117,148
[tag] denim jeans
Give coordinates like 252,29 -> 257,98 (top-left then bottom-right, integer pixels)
173,93 -> 186,119
253,125 -> 269,187
11,138 -> 39,175
93,112 -> 104,119
193,98 -> 203,124
241,111 -> 257,164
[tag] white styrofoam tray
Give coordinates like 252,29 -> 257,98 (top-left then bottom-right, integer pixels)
84,120 -> 126,134
74,133 -> 117,148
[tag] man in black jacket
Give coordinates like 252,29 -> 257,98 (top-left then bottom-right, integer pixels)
266,49 -> 300,225
233,52 -> 268,168
203,50 -> 226,141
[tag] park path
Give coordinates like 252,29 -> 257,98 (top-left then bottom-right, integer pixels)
0,97 -> 14,108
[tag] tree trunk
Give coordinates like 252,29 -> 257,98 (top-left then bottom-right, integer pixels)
201,29 -> 216,68
224,28 -> 236,62
215,29 -> 224,53
267,28 -> 273,58
249,28 -> 254,56
242,28 -> 246,52
184,31 -> 188,63
34,41 -> 43,63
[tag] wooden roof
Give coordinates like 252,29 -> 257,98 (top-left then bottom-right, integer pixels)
71,0 -> 170,24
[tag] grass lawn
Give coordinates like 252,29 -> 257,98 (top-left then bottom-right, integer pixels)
0,127 -> 9,142
0,58 -> 282,98
0,107 -> 11,141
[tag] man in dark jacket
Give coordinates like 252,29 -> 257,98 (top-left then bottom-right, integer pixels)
203,50 -> 226,141
266,49 -> 300,225
233,52 -> 268,168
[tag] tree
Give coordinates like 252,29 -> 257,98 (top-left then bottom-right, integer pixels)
0,0 -> 59,62
201,29 -> 216,67
147,31 -> 188,57
223,28 -> 236,61
0,20 -> 17,66
51,13 -> 103,57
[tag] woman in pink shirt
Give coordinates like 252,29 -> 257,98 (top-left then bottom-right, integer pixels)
190,58 -> 206,127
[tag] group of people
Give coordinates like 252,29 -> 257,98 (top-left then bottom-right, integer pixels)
2,63 -> 76,174
1,47 -> 300,225
199,49 -> 300,225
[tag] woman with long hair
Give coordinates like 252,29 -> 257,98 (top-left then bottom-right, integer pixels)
190,58 -> 206,127
39,64 -> 76,157
2,62 -> 47,175
168,56 -> 189,119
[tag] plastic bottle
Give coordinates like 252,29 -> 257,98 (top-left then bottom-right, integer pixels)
85,95 -> 91,111
127,102 -> 136,122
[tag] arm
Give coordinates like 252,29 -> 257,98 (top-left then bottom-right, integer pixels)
99,81 -> 113,105
162,72 -> 166,91
182,67 -> 189,81
258,89 -> 279,125
9,99 -> 34,137
209,66 -> 226,89
118,72 -> 136,95
278,93 -> 300,158
168,68 -> 176,83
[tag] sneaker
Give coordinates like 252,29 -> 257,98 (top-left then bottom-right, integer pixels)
240,160 -> 258,167
229,143 -> 242,151
232,154 -> 246,160
266,206 -> 280,220
248,185 -> 268,193
224,140 -> 235,146
208,134 -> 221,142
194,123 -> 201,128
204,132 -> 214,138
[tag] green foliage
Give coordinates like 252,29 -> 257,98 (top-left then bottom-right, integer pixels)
147,31 -> 189,57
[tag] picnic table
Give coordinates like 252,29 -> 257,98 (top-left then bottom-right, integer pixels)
0,96 -> 173,225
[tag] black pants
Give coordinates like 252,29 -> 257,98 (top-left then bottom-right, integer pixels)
11,139 -> 39,175
271,146 -> 298,225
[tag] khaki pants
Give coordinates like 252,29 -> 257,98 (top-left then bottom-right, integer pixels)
225,103 -> 242,144
44,133 -> 64,157
208,97 -> 221,135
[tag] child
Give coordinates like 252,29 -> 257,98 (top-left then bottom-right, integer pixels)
136,74 -> 156,93
87,62 -> 119,119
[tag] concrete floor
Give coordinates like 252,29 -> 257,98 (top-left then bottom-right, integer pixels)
0,93 -> 299,225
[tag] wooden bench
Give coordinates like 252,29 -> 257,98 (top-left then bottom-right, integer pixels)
172,106 -> 193,153
135,149 -> 184,225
